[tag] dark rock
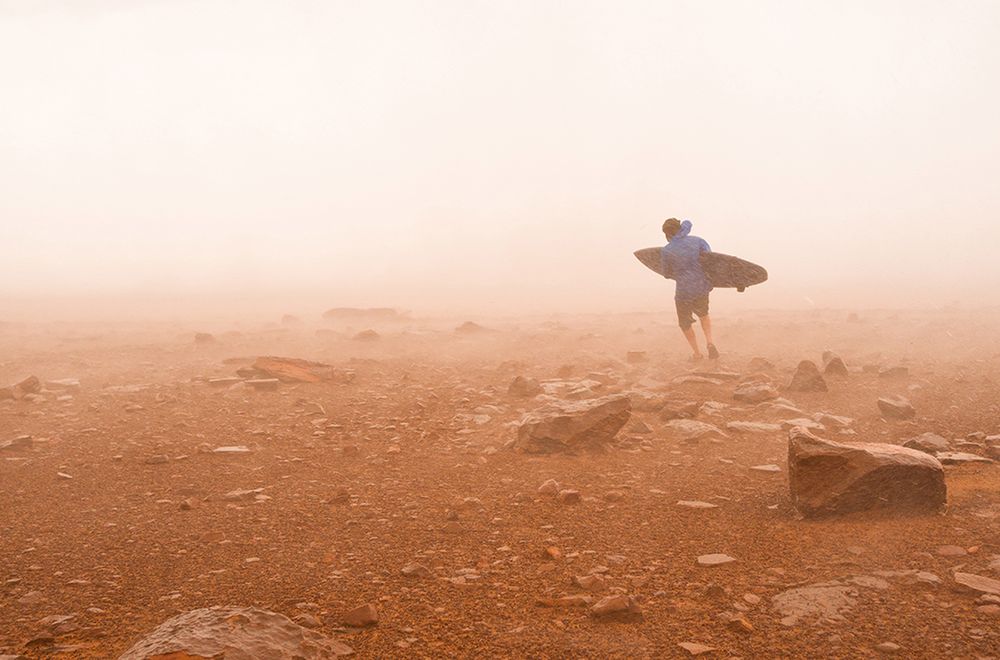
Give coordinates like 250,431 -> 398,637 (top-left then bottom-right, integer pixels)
788,426 -> 946,517
788,361 -> 827,392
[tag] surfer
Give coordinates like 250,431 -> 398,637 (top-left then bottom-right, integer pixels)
660,218 -> 719,360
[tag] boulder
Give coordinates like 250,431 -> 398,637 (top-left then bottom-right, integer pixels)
352,329 -> 380,342
878,395 -> 915,420
508,376 -> 542,398
732,381 -> 779,403
903,433 -> 950,454
824,356 -> 849,377
787,361 -> 827,392
514,395 -> 631,454
787,427 -> 946,517
118,606 -> 353,659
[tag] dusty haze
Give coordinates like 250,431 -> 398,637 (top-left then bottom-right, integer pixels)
2,0 -> 1000,321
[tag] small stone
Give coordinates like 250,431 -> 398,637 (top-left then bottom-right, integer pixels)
590,594 -> 641,618
537,479 -> 560,496
877,395 -> 915,420
401,563 -> 431,578
574,574 -> 607,592
750,464 -> 781,473
903,433 -> 950,454
246,378 -> 280,391
212,445 -> 251,454
557,489 -> 581,504
678,642 -> 716,656
604,490 -> 625,502
677,500 -> 718,509
936,545 -> 967,557
145,455 -> 170,465
876,642 -> 901,654
342,603 -> 378,627
697,554 -> 736,567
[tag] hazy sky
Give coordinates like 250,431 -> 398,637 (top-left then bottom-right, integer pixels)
2,0 -> 999,316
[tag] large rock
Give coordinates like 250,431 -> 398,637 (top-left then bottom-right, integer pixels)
118,606 -> 354,659
787,427 -> 946,517
515,395 -> 631,454
787,361 -> 827,392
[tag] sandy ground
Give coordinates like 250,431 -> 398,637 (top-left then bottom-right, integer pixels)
2,307 -> 1000,658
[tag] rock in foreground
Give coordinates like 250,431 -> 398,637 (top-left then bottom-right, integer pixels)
118,606 -> 354,659
788,427 -> 946,517
515,395 -> 631,454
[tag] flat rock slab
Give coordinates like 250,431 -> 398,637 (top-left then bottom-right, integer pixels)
118,606 -> 354,659
677,500 -> 719,509
954,572 -> 1000,595
937,452 -> 993,465
251,356 -> 336,383
697,553 -> 736,566
726,421 -> 781,434
903,433 -> 950,454
788,427 -> 946,518
665,419 -> 727,442
514,395 -> 631,454
772,582 -> 858,626
732,381 -> 779,403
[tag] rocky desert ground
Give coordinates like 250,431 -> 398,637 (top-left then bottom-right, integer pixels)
2,306 -> 1000,659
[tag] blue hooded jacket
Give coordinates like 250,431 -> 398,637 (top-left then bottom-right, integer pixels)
660,220 -> 712,301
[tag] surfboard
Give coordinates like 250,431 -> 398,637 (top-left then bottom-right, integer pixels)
634,248 -> 768,292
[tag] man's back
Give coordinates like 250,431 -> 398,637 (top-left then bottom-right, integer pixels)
660,220 -> 712,300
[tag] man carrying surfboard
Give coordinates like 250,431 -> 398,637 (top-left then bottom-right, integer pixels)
660,218 -> 719,360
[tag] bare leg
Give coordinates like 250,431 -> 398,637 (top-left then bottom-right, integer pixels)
681,325 -> 702,357
700,315 -> 719,359
699,315 -> 713,346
